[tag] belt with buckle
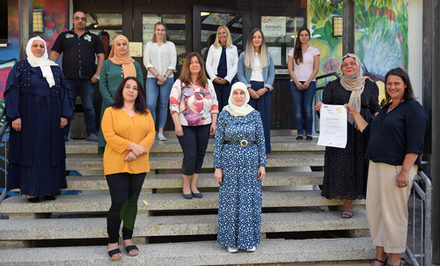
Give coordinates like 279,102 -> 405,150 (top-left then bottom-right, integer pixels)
224,140 -> 256,147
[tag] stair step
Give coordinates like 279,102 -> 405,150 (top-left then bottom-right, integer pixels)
66,171 -> 324,190
0,237 -> 375,265
0,210 -> 368,240
66,153 -> 324,171
0,191 -> 364,214
66,137 -> 325,155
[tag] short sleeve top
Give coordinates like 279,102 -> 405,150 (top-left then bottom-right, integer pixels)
288,46 -> 320,82
52,29 -> 105,79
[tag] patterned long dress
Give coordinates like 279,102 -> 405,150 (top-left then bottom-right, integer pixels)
214,110 -> 266,250
321,79 -> 379,200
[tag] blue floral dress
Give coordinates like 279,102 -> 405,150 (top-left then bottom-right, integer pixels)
214,110 -> 266,250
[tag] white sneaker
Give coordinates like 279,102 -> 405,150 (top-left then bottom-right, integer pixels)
227,246 -> 238,253
157,132 -> 167,141
246,246 -> 256,252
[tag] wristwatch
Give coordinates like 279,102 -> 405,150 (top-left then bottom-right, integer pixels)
94,74 -> 100,80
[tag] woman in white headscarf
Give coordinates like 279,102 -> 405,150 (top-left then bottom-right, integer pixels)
213,82 -> 266,253
315,53 -> 379,218
4,36 -> 73,202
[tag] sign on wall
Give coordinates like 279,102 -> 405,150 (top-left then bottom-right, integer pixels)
261,16 -> 286,37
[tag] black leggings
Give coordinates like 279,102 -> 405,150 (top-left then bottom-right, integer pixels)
106,172 -> 145,244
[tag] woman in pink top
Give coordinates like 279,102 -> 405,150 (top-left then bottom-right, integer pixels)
288,28 -> 320,140
169,52 -> 219,199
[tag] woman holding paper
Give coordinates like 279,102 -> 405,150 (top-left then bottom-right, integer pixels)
314,53 -> 379,218
345,68 -> 427,266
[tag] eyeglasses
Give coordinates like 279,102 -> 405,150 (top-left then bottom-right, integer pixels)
73,17 -> 86,21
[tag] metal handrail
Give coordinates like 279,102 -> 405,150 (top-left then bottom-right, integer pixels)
313,72 -> 339,134
406,170 -> 432,266
0,108 -> 9,203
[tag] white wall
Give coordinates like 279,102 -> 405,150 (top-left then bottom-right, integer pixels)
407,0 -> 423,101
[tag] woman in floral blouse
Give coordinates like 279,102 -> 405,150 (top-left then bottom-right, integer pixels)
169,52 -> 219,199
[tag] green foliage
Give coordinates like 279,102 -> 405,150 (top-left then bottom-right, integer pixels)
309,0 -> 342,28
312,20 -> 341,53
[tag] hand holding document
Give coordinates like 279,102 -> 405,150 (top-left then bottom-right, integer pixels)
317,104 -> 347,148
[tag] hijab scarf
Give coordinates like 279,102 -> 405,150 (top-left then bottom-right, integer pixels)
108,35 -> 136,78
26,36 -> 57,87
339,53 -> 369,127
223,82 -> 254,116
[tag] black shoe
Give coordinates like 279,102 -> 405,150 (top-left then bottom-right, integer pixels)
43,195 -> 56,201
296,135 -> 304,140
192,192 -> 203,198
183,192 -> 193,199
306,135 -> 313,141
107,248 -> 122,261
27,197 -> 40,203
125,245 -> 139,256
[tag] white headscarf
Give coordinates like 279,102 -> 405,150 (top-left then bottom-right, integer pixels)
222,82 -> 254,117
339,53 -> 369,127
26,36 -> 58,87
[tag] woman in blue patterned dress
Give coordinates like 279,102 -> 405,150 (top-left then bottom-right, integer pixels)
213,82 -> 266,253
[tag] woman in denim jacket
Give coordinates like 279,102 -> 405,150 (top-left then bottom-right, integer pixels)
237,28 -> 275,153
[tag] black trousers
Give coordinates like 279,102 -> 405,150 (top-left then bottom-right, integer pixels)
177,124 -> 210,175
106,172 -> 146,243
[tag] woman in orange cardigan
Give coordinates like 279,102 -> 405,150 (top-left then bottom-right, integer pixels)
101,77 -> 155,260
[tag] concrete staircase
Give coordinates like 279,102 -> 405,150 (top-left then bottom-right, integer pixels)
0,135 -> 375,265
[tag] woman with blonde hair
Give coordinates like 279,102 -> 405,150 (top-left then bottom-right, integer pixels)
237,28 -> 275,153
98,35 -> 143,154
169,52 -> 218,199
143,22 -> 177,141
205,25 -> 238,111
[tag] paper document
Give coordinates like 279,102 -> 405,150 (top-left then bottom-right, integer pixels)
317,104 -> 347,148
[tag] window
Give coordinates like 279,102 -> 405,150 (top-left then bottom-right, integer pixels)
261,16 -> 305,68
0,0 -> 7,44
86,13 -> 123,41
142,14 -> 186,71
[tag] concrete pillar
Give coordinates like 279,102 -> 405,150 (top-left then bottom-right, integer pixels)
342,0 -> 355,55
18,0 -> 33,60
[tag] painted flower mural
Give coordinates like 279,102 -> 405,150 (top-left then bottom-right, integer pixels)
310,0 -> 409,83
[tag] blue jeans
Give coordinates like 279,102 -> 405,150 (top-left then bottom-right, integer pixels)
64,78 -> 96,137
248,81 -> 271,154
290,81 -> 316,136
145,78 -> 174,129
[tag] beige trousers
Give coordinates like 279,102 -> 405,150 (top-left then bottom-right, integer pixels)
366,161 -> 417,253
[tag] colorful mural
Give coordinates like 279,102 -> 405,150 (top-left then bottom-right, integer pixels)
309,0 -> 409,102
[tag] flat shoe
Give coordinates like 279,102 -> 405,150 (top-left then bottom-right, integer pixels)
183,192 -> 193,199
27,197 -> 40,203
125,245 -> 139,256
43,195 -> 56,201
246,246 -> 256,252
108,248 -> 122,261
192,192 -> 203,198
227,246 -> 238,253
342,211 -> 353,219
296,135 -> 304,140
306,135 -> 313,140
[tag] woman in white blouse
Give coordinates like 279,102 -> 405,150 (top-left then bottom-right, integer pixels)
143,22 -> 177,141
205,25 -> 238,111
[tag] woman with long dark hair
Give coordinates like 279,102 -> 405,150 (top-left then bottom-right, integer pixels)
237,28 -> 275,153
101,77 -> 155,260
169,52 -> 219,199
288,28 -> 320,140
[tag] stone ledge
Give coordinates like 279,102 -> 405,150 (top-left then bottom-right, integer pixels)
66,171 -> 324,190
0,191 -> 365,214
66,153 -> 324,171
0,237 -> 375,265
0,210 -> 368,240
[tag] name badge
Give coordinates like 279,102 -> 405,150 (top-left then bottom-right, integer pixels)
66,33 -> 74,39
84,35 -> 91,42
